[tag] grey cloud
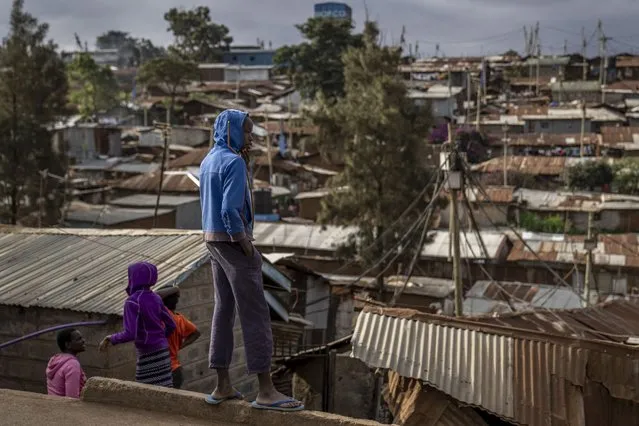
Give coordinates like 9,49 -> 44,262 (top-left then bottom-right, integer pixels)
0,0 -> 637,56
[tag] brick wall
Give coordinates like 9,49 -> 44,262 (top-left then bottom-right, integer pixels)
0,306 -> 134,394
168,264 -> 257,397
0,262 -> 254,397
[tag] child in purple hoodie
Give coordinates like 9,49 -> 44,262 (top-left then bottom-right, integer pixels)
99,262 -> 176,387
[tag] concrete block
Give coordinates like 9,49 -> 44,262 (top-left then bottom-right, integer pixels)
82,377 -> 389,426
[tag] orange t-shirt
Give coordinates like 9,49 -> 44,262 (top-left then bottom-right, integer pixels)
167,310 -> 197,371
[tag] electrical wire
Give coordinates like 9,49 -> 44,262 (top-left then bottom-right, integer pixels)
305,177 -> 446,308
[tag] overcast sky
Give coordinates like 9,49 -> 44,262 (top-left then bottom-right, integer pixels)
2,0 -> 639,57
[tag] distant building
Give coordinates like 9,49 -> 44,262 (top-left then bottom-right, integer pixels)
222,46 -> 275,66
314,2 -> 352,20
61,49 -> 120,67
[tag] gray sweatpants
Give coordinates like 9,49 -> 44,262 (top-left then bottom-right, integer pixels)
206,242 -> 273,374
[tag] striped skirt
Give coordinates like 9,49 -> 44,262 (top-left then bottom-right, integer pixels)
136,348 -> 173,388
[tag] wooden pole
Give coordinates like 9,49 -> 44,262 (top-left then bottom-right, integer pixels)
583,211 -> 594,307
153,124 -> 169,228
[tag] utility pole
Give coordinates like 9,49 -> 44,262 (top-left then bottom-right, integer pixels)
37,169 -> 48,228
287,96 -> 293,152
465,68 -> 471,126
475,76 -> 482,131
535,42 -> 541,97
564,39 -> 568,55
503,125 -> 509,186
447,122 -> 463,317
580,101 -> 587,157
153,122 -> 170,228
601,27 -> 609,104
581,27 -> 588,81
266,114 -> 273,186
235,64 -> 242,101
598,20 -> 605,86
583,211 -> 596,307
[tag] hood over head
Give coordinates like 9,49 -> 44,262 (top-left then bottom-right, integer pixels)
46,353 -> 77,379
126,262 -> 158,295
213,109 -> 249,152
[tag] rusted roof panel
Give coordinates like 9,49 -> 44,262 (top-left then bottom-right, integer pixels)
168,148 -> 208,169
352,303 -> 639,426
616,56 -> 639,68
508,234 -> 639,267
600,126 -> 639,150
114,171 -> 200,193
497,132 -> 599,147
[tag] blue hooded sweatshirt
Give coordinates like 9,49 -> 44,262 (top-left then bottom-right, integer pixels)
200,109 -> 253,242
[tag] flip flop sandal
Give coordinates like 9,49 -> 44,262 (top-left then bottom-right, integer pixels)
251,399 -> 305,412
205,390 -> 243,405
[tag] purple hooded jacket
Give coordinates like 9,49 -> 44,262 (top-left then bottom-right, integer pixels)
109,262 -> 176,354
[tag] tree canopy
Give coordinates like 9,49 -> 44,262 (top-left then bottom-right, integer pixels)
95,30 -> 165,66
67,51 -> 119,118
0,0 -> 68,225
274,17 -> 363,100
313,22 -> 435,291
164,6 -> 232,63
567,160 -> 614,191
137,55 -> 198,124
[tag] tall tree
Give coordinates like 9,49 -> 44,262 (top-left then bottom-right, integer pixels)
274,17 -> 363,100
164,6 -> 232,63
96,31 -> 165,66
137,55 -> 198,124
96,30 -> 130,50
67,52 -> 119,118
313,22 -> 434,295
0,0 -> 68,225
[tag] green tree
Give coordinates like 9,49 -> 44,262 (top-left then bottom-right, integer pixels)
313,22 -> 434,295
613,158 -> 639,194
567,160 -> 614,191
164,6 -> 232,63
96,31 -> 165,67
274,17 -> 363,100
67,52 -> 119,118
137,55 -> 198,124
96,30 -> 130,50
0,0 -> 68,225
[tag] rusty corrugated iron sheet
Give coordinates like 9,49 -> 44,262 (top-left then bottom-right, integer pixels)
352,304 -> 639,426
114,171 -> 200,193
497,132 -> 599,147
168,148 -> 208,169
507,234 -> 639,267
472,156 -> 568,176
616,56 -> 639,68
600,126 -> 639,147
468,186 -> 515,204
385,371 -> 489,426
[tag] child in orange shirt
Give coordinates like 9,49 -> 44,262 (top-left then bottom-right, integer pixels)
157,287 -> 201,389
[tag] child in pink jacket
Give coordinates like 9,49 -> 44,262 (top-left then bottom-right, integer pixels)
46,328 -> 87,398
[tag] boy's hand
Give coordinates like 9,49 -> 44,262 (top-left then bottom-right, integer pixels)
99,336 -> 111,352
239,239 -> 254,257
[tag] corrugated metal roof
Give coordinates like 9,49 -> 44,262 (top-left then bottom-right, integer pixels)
323,274 -> 454,299
523,56 -> 571,66
549,81 -> 602,92
109,194 -> 200,208
252,223 -> 507,260
114,171 -> 200,193
514,188 -> 639,212
507,234 -> 639,267
110,162 -> 160,174
0,229 -> 207,315
600,126 -> 639,151
472,156 -> 614,176
168,148 -> 208,169
464,280 -> 582,316
0,228 -> 293,317
616,56 -> 639,68
496,132 -> 599,147
65,205 -> 174,226
352,303 -> 639,426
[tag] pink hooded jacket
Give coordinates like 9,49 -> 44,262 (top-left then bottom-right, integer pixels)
46,353 -> 86,398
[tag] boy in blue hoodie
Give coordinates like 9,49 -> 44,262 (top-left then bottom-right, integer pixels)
200,109 -> 303,411
99,262 -> 176,387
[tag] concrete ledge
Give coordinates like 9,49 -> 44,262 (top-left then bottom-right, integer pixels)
82,377 -> 388,426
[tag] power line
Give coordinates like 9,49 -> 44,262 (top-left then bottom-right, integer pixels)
416,29 -> 522,46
